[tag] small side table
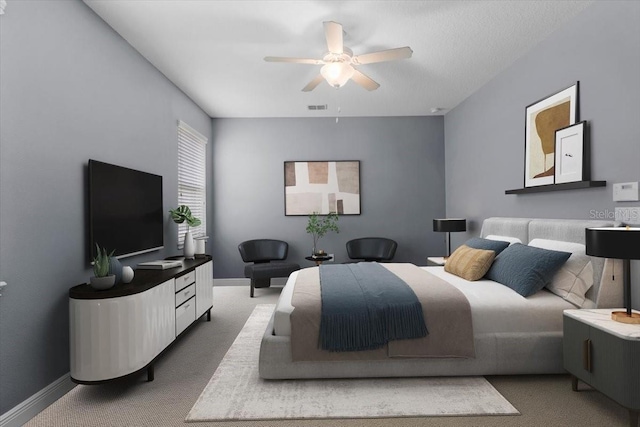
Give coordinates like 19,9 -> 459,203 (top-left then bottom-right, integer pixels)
305,255 -> 333,266
426,257 -> 446,267
563,309 -> 640,427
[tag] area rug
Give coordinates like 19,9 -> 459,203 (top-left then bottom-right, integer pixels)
186,304 -> 519,421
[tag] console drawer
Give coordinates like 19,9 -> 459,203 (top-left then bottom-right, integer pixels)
175,283 -> 195,307
176,296 -> 196,336
175,271 -> 195,292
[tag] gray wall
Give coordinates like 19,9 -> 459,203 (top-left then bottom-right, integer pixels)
0,1 -> 211,414
2,0 -> 637,418
444,1 -> 640,308
211,117 -> 445,278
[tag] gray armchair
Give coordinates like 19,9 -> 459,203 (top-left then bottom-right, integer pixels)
346,237 -> 398,262
238,239 -> 300,297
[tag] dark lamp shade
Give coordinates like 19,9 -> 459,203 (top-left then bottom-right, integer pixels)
433,219 -> 467,233
585,227 -> 640,259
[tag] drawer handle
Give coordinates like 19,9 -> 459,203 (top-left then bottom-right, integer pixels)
582,339 -> 592,372
184,304 -> 190,309
184,290 -> 190,296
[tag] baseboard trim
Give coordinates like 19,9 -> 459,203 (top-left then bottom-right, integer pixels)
214,278 -> 249,286
214,278 -> 287,287
0,373 -> 75,427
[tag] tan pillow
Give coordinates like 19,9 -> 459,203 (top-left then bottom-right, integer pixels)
444,245 -> 496,281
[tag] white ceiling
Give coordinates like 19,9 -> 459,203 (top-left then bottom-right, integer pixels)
83,0 -> 592,118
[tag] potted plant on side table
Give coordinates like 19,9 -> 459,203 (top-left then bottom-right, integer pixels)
306,211 -> 339,257
169,205 -> 202,259
90,244 -> 116,290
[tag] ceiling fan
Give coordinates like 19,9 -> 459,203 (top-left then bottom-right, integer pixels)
264,21 -> 413,92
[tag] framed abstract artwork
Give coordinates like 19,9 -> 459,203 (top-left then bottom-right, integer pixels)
284,160 -> 360,215
524,82 -> 579,187
554,121 -> 588,184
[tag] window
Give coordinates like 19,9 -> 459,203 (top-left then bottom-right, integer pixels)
177,120 -> 207,248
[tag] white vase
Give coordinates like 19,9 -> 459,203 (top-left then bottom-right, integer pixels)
184,231 -> 195,259
195,238 -> 206,257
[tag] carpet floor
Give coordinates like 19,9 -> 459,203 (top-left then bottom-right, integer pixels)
186,304 -> 517,421
26,285 -> 628,426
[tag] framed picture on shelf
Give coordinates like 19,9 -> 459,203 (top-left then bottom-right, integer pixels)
554,121 -> 589,184
524,82 -> 579,187
284,160 -> 360,216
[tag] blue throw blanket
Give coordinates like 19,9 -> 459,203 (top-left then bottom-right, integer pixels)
319,263 -> 428,352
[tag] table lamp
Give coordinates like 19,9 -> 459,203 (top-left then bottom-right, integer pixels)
433,218 -> 467,258
586,226 -> 640,324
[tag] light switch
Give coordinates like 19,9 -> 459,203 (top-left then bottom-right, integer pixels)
613,182 -> 639,202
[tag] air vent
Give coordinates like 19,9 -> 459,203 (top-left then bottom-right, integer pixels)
308,104 -> 328,111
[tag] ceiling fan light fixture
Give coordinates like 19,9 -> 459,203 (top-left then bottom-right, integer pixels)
321,62 -> 354,88
265,22 -> 409,92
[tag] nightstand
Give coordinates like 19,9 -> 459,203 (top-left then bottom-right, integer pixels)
563,309 -> 640,427
426,257 -> 446,267
305,255 -> 333,266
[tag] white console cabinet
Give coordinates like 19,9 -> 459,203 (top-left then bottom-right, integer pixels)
69,257 -> 213,383
196,261 -> 213,319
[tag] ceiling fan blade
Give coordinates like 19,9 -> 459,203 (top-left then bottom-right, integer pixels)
302,74 -> 325,92
352,47 -> 413,65
351,69 -> 380,91
264,56 -> 323,65
323,21 -> 343,54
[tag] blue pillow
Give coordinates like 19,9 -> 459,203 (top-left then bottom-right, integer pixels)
465,237 -> 510,256
485,243 -> 571,297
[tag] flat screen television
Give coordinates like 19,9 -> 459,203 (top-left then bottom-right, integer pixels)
88,159 -> 164,260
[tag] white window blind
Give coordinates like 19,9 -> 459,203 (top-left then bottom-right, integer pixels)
177,120 -> 207,248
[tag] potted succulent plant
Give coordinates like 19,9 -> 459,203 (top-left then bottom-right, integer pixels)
306,212 -> 339,256
170,205 -> 201,259
90,244 -> 116,290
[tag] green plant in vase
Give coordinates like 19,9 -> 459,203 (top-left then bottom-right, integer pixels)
306,211 -> 339,256
90,244 -> 116,290
169,205 -> 201,259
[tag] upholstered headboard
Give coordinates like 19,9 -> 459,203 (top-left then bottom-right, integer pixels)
480,217 -> 623,308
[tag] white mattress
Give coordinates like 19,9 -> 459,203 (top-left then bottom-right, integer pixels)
273,270 -> 298,336
272,267 -> 576,337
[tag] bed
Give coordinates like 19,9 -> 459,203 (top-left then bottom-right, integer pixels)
259,217 -> 623,379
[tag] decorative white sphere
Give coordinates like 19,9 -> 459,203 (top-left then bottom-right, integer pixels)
122,266 -> 134,284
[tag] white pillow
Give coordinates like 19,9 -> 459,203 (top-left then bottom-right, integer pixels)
528,238 -> 593,307
485,235 -> 522,245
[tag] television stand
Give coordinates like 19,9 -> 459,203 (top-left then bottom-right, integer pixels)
69,256 -> 213,384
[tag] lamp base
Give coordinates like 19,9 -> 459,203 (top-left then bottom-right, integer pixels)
611,311 -> 640,324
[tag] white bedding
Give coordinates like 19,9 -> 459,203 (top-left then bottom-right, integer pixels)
273,270 -> 297,336
273,266 -> 575,337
